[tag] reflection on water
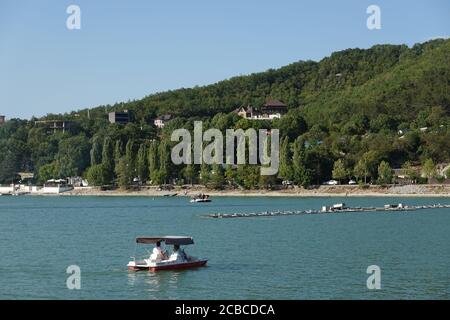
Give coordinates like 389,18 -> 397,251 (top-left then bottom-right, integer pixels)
127,271 -> 138,286
127,270 -> 182,299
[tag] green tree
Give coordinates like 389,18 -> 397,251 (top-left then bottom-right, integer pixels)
422,158 -> 436,182
114,140 -> 123,166
241,165 -> 259,189
90,135 -> 102,166
304,148 -> 333,185
115,157 -> 130,188
148,141 -> 159,184
292,137 -> 311,187
111,140 -> 137,188
0,150 -> 20,183
125,139 -> 136,179
101,137 -> 115,184
224,165 -> 236,186
259,173 -> 277,189
158,140 -> 170,184
402,161 -> 418,182
377,161 -> 393,184
136,144 -> 148,182
183,164 -> 195,185
86,164 -> 108,186
353,151 -> 379,184
37,161 -> 59,184
332,159 -> 348,184
278,137 -> 294,181
199,163 -> 210,185
354,159 -> 369,184
209,164 -> 225,189
277,110 -> 308,141
425,106 -> 447,127
56,135 -> 90,177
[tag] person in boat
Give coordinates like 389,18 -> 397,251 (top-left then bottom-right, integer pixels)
150,241 -> 168,261
170,244 -> 188,262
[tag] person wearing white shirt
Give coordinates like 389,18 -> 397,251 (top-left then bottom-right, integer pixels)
170,244 -> 188,262
150,241 -> 167,261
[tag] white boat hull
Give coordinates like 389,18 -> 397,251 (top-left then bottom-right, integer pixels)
128,258 -> 208,271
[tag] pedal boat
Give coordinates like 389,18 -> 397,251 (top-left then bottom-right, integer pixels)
127,236 -> 208,271
190,194 -> 211,203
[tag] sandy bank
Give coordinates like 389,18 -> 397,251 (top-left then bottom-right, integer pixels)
57,184 -> 450,198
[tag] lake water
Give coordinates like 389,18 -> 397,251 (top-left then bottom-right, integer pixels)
0,196 -> 449,300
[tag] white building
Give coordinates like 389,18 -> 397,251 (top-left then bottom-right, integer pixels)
154,114 -> 172,128
235,100 -> 288,120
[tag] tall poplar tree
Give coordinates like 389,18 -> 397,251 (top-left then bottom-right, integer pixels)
136,143 -> 148,183
90,136 -> 102,167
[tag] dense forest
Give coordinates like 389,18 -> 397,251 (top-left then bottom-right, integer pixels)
1,39 -> 449,188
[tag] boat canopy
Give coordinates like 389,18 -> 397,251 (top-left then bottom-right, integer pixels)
136,236 -> 194,245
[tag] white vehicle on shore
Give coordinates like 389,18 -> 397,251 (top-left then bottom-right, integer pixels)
323,180 -> 339,185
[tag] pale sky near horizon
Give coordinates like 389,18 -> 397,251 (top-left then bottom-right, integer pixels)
0,0 -> 449,119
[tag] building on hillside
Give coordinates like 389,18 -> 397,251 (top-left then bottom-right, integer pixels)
393,166 -> 422,184
18,172 -> 34,183
393,168 -> 408,180
108,110 -> 131,124
0,115 -> 5,125
154,114 -> 172,128
234,106 -> 253,118
234,100 -> 288,120
261,100 -> 288,117
34,120 -> 71,134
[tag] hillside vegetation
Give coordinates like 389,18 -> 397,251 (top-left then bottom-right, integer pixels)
1,39 -> 449,188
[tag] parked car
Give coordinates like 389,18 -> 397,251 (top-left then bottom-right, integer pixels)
348,180 -> 357,185
324,180 -> 339,185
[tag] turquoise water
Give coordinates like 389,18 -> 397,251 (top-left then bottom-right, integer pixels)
0,196 -> 449,300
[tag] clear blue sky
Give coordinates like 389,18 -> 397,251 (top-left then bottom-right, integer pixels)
0,0 -> 449,119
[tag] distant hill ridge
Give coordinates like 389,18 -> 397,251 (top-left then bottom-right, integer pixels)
54,38 -> 450,127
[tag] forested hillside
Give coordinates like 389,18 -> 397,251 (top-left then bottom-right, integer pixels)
1,39 -> 449,188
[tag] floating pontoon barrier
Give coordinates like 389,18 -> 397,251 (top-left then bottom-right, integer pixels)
205,203 -> 450,219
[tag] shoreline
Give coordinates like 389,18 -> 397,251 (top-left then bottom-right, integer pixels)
48,184 -> 450,198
